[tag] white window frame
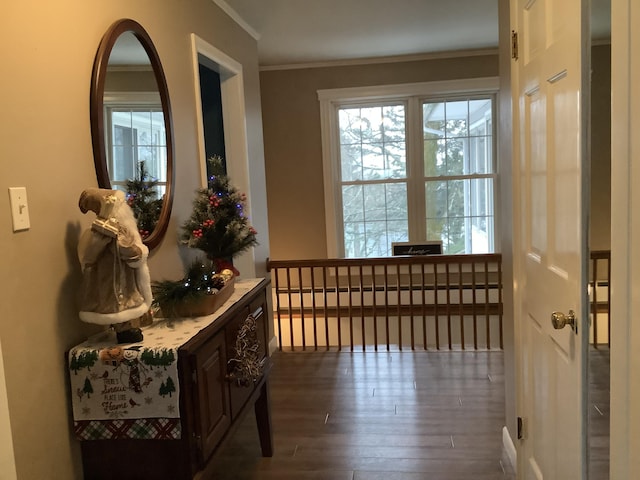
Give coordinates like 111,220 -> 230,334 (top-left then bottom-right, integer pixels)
103,91 -> 167,194
318,77 -> 500,258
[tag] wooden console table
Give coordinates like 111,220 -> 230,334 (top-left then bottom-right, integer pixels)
68,278 -> 272,480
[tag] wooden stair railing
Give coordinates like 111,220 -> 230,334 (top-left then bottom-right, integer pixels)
267,254 -> 503,352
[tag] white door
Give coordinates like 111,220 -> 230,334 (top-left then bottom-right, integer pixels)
512,0 -> 589,478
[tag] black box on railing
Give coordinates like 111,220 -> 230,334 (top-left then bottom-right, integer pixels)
391,241 -> 443,256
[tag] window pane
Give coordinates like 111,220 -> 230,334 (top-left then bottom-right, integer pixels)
445,101 -> 468,137
469,135 -> 491,174
426,217 -> 445,243
469,99 -> 492,132
362,144 -> 385,180
112,144 -> 135,181
425,180 -> 446,218
384,141 -> 406,178
447,179 -> 465,218
144,147 -> 164,180
383,105 -> 405,142
385,183 -> 408,219
424,139 -> 446,176
425,177 -> 494,254
339,108 -> 362,145
444,138 -> 466,176
339,104 -> 406,181
423,102 -> 445,139
151,111 -> 165,145
363,221 -> 389,257
362,184 -> 387,220
424,98 -> 495,177
342,182 -> 407,258
342,185 -> 364,222
446,217 -> 466,254
469,99 -> 492,175
341,144 -> 362,182
344,221 -> 365,258
360,106 -> 383,143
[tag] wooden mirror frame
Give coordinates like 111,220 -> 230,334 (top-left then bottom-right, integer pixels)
90,19 -> 174,250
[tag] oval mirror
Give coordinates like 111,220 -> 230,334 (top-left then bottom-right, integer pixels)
90,19 -> 174,250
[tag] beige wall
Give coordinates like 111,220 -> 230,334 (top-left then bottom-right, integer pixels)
105,69 -> 158,92
260,54 -> 499,261
0,1 -> 268,479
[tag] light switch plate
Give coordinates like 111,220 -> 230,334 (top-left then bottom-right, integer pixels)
9,187 -> 30,231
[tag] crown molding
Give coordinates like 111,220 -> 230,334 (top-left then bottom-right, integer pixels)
211,0 -> 260,40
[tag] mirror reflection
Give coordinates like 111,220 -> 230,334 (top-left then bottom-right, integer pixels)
90,19 -> 174,250
104,33 -> 166,239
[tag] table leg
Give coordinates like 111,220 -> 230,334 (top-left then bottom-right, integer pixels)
254,380 -> 273,457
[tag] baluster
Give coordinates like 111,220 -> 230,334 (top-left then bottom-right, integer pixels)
384,264 -> 390,351
348,265 -> 354,352
311,266 -> 318,350
472,260 -> 478,349
298,267 -> 305,350
459,259 -> 465,350
335,265 -> 341,351
372,264 -> 378,351
498,258 -> 503,349
323,266 -> 329,351
273,267 -> 283,351
360,264 -> 366,352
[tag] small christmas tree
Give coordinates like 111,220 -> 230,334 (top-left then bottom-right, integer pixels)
181,156 -> 258,272
125,161 -> 163,239
152,157 -> 257,316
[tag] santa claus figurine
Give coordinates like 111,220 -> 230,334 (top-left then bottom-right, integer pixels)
77,188 -> 152,343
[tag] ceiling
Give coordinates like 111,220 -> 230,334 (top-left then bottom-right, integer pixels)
217,0 -> 611,68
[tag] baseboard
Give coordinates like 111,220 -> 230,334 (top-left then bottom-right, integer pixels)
502,426 -> 517,471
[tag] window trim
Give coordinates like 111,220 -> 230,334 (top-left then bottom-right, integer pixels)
318,77 -> 500,258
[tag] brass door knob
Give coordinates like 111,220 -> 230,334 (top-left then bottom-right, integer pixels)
551,310 -> 576,330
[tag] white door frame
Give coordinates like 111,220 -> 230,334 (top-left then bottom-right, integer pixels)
189,34 -> 256,279
610,0 -> 640,477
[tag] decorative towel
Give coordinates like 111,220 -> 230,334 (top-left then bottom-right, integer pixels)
69,278 -> 262,440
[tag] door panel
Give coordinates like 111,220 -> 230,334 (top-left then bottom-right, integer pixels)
513,0 -> 587,478
195,333 -> 231,463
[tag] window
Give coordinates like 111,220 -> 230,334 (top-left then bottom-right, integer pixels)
339,104 -> 408,257
104,94 -> 167,199
320,79 -> 498,258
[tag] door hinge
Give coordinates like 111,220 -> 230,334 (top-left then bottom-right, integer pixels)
511,30 -> 519,61
192,370 -> 198,384
517,416 -> 525,439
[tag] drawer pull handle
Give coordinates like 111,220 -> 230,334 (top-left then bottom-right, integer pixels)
227,314 -> 265,387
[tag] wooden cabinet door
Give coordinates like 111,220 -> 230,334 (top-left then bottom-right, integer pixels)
193,332 -> 231,463
225,291 -> 268,419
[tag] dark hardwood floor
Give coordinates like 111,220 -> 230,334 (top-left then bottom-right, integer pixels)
209,350 -> 515,480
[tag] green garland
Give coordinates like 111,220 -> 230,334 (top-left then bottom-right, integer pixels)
151,260 -> 231,314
